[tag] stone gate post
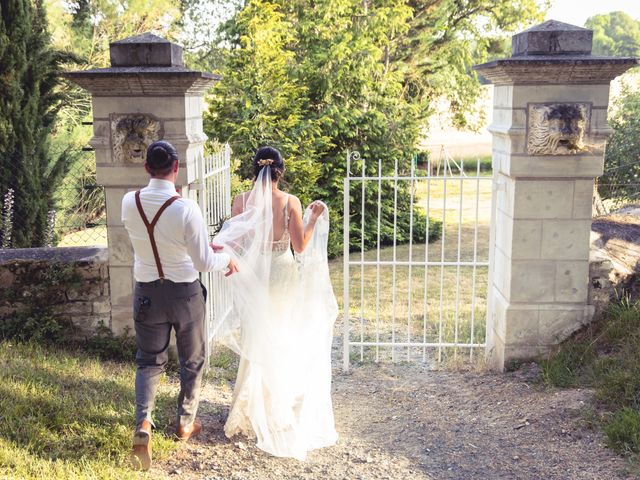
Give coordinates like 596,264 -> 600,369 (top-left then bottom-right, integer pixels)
474,21 -> 638,370
65,34 -> 219,334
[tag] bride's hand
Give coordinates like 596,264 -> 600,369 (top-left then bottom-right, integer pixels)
309,201 -> 325,222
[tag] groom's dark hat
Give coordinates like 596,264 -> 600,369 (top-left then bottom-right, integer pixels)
146,140 -> 178,170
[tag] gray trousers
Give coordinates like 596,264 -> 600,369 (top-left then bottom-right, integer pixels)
133,279 -> 206,429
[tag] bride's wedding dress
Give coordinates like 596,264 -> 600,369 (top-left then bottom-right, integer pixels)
212,167 -> 338,460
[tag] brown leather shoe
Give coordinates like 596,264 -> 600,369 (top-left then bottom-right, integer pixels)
175,419 -> 202,442
131,420 -> 152,471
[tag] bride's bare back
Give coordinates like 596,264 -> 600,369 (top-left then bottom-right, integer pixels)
231,188 -> 323,253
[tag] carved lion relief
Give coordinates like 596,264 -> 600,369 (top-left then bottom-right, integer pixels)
110,114 -> 164,164
527,103 -> 590,155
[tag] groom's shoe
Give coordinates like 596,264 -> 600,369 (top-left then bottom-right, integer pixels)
176,419 -> 202,442
131,420 -> 152,471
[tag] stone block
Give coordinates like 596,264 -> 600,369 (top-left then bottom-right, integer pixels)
504,307 -> 540,345
109,266 -> 134,306
110,304 -> 134,336
539,306 -> 588,345
493,85 -> 513,108
510,84 -> 610,109
110,34 -> 183,68
92,96 -> 187,120
492,247 -> 512,299
512,21 -> 592,57
486,331 -> 506,372
512,219 -> 542,259
513,180 -> 574,219
494,209 -> 513,256
495,174 -> 515,217
54,302 -> 93,315
541,219 -> 591,260
107,227 -> 133,266
573,179 -> 594,219
104,188 -> 127,226
491,132 -> 527,156
92,298 -> 112,314
491,108 -> 527,130
554,261 -> 589,303
505,155 -> 604,178
490,287 -> 509,340
590,107 -> 611,132
504,344 -> 546,363
96,164 -> 150,189
0,267 -> 15,289
509,260 -> 555,302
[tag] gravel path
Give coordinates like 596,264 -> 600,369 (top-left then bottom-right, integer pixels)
152,362 -> 634,480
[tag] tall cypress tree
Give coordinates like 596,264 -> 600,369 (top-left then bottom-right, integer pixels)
0,0 -> 71,247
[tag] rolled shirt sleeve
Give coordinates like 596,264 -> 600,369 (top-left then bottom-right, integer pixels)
184,200 -> 230,272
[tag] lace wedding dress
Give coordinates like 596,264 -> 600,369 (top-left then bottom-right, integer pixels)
212,167 -> 338,460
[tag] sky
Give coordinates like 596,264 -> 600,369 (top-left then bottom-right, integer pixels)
546,0 -> 640,27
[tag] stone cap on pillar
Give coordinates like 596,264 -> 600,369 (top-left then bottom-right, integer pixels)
63,33 -> 220,96
474,20 -> 639,85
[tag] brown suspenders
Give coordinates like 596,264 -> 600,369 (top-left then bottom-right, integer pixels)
135,190 -> 181,281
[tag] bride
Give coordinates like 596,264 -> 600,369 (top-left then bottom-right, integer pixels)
212,146 -> 338,460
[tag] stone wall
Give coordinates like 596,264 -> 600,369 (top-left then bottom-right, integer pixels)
589,206 -> 640,315
0,247 -> 111,337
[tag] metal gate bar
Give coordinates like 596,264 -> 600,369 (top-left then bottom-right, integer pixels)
343,148 -> 491,371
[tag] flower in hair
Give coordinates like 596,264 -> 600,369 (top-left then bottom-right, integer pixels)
257,158 -> 274,166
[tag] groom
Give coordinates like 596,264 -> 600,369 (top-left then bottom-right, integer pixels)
121,140 -> 238,470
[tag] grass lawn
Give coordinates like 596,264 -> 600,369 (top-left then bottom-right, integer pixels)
0,342 -> 178,479
330,171 -> 492,365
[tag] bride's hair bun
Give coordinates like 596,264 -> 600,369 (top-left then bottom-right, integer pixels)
253,146 -> 284,181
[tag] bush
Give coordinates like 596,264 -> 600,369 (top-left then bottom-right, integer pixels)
83,322 -> 136,362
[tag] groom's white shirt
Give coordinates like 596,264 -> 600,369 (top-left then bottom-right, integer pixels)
122,178 -> 230,282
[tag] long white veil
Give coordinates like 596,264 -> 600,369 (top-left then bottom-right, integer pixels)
211,167 -> 338,459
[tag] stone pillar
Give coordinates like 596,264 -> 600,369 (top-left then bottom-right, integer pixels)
474,21 -> 638,370
64,34 -> 219,334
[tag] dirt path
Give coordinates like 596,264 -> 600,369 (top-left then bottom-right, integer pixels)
153,362 -> 633,480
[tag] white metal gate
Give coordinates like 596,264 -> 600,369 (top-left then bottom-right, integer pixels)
193,144 -> 233,364
342,148 -> 491,370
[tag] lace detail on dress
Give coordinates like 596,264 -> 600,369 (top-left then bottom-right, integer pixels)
272,194 -> 290,253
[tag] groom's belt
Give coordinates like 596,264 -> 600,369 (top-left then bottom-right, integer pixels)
135,278 -> 207,302
136,279 -> 199,287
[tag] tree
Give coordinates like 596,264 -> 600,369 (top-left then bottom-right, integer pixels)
0,0 -> 74,247
205,0 -> 328,204
586,11 -> 640,58
598,80 -> 640,207
205,0 -> 544,256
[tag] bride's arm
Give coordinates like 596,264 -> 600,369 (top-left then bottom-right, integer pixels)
289,196 -> 324,254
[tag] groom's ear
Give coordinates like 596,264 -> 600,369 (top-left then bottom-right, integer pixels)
144,163 -> 152,175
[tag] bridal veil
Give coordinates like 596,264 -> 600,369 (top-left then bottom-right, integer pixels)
211,167 -> 338,460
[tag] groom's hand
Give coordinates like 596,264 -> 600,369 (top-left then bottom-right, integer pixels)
225,258 -> 239,277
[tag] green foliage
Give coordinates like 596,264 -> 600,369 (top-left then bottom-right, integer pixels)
599,83 -> 640,206
604,408 -> 640,454
586,12 -> 640,57
84,322 -> 137,362
0,0 -> 78,247
205,0 -> 544,257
